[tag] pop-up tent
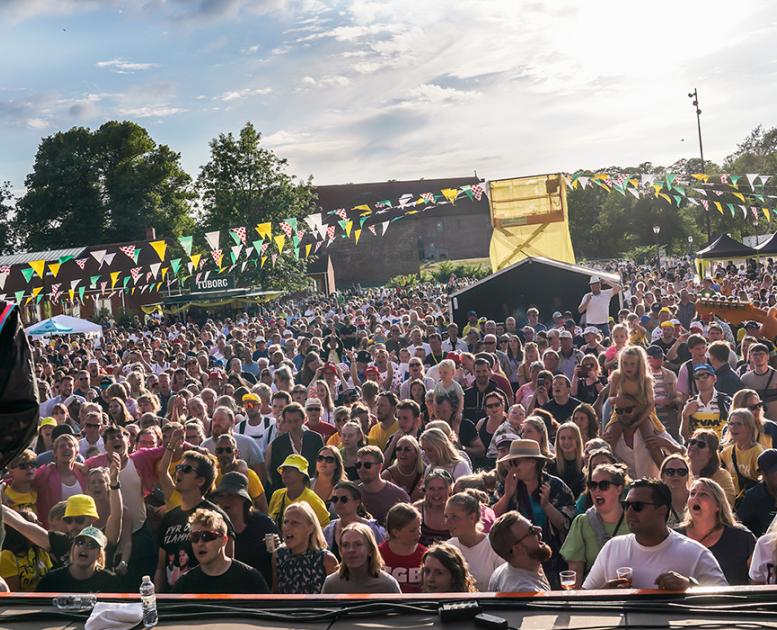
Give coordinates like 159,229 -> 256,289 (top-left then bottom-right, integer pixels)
25,315 -> 102,337
694,234 -> 756,277
755,233 -> 777,255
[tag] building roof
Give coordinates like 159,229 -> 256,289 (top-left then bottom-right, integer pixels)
0,246 -> 87,268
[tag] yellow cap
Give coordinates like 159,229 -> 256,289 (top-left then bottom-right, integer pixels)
64,494 -> 99,519
277,454 -> 310,477
39,417 -> 57,429
242,393 -> 260,404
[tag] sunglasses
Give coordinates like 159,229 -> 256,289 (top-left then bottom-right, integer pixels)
485,402 -> 502,409
694,373 -> 712,380
330,495 -> 352,504
215,447 -> 234,455
614,407 -> 635,415
621,500 -> 660,512
514,525 -> 542,545
355,461 -> 376,469
176,464 -> 195,474
395,446 -> 414,453
64,515 -> 90,526
748,402 -> 764,411
188,531 -> 222,544
587,480 -> 615,492
15,462 -> 35,470
663,467 -> 688,477
687,439 -> 708,449
74,537 -> 100,550
317,455 -> 336,464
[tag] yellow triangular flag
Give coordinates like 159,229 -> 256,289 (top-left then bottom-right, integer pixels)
256,223 -> 272,240
354,229 -> 362,245
68,289 -> 75,301
110,271 -> 121,288
48,262 -> 61,278
764,207 -> 771,222
652,184 -> 662,197
161,267 -> 168,280
150,240 -> 167,261
691,173 -> 710,182
25,296 -> 33,305
352,204 -> 372,214
305,243 -> 312,258
344,220 -> 353,238
260,256 -> 268,268
29,260 -> 46,279
190,253 -> 202,269
441,188 -> 459,204
131,288 -> 136,295
274,235 -> 285,253
714,201 -> 724,214
31,287 -> 42,298
658,193 -> 671,204
732,192 -> 746,203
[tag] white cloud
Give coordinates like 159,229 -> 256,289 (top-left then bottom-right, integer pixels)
216,87 -> 273,101
116,105 -> 187,118
26,118 -> 49,129
96,59 -> 159,73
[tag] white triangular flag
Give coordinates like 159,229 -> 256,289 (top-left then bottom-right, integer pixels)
231,245 -> 243,260
578,176 -> 589,189
0,273 -> 6,291
761,175 -> 771,186
746,173 -> 759,189
205,230 -> 220,251
90,249 -> 106,266
102,252 -> 116,268
381,220 -> 390,237
150,262 -> 161,279
70,279 -> 81,289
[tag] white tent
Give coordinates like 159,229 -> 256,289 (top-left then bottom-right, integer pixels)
25,315 -> 103,337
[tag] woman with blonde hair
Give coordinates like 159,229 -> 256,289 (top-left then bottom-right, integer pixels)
732,389 -> 777,448
322,481 -> 385,561
516,342 -> 540,388
381,435 -> 425,500
659,454 -> 691,526
519,416 -> 553,458
676,478 -> 756,585
339,421 -> 365,481
272,502 -> 338,594
686,429 -> 736,508
549,423 -> 585,497
444,492 -> 504,591
314,380 -> 336,424
321,522 -> 400,593
720,408 -> 764,503
419,428 -> 472,480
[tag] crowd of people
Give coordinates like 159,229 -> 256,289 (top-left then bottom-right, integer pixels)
4,254 -> 777,595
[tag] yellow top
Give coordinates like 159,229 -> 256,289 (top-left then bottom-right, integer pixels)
367,420 -> 399,451
720,443 -> 764,497
268,487 -> 330,527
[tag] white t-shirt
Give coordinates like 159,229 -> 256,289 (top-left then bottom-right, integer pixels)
749,534 -> 777,584
583,530 -> 727,589
79,436 -> 105,456
488,563 -> 550,592
447,536 -> 505,592
60,478 -> 83,501
119,458 -> 146,533
581,288 -> 615,326
613,429 -> 678,480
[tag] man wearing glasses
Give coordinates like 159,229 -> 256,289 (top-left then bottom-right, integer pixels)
487,511 -> 551,592
583,479 -> 726,590
680,364 -> 732,441
355,446 -> 409,526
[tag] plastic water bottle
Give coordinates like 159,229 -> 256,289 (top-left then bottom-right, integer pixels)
139,575 -> 158,627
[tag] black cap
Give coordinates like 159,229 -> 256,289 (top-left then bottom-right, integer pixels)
355,350 -> 371,363
744,321 -> 760,330
213,472 -> 252,503
52,424 -> 75,441
759,449 -> 777,475
646,345 -> 665,359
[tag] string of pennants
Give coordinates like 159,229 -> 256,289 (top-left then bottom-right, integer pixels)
565,171 -> 777,222
0,182 -> 487,306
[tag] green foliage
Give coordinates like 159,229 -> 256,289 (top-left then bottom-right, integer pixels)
387,273 -> 420,288
422,260 -> 490,283
15,122 -> 195,250
0,182 -> 18,255
196,122 -> 318,291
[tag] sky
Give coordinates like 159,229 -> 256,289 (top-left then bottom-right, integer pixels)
2,0 -> 777,193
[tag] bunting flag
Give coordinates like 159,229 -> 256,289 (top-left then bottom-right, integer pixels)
48,262 -> 61,278
279,220 -> 294,238
0,272 -> 7,291
261,241 -> 270,256
211,249 -> 223,268
229,226 -> 247,246
130,267 -> 143,282
88,276 -> 99,289
344,220 -> 353,237
110,271 -> 121,288
75,258 -> 88,270
274,235 -> 286,253
441,189 -> 460,204
367,224 -> 377,236
31,287 -> 42,299
260,256 -> 268,268
381,220 -> 390,237
230,245 -> 243,263
123,276 -> 131,289
21,268 -> 34,283
50,283 -> 61,299
170,258 -> 181,275
178,235 -> 193,256
90,250 -> 107,266
354,229 -> 362,245
68,288 -> 75,301
190,253 -> 202,269
78,286 -> 85,302
205,231 -> 220,251
14,290 -> 24,304
149,240 -> 167,261
326,225 -> 336,240
305,243 -> 312,258
255,223 -> 272,240
161,267 -> 169,280
334,208 -> 348,220
29,260 -> 45,279
149,263 -> 161,279
102,252 -> 116,268
271,254 -> 278,267
251,239 -> 264,257
305,213 -> 323,235
471,183 -> 485,201
352,204 -> 371,215
119,245 -> 136,260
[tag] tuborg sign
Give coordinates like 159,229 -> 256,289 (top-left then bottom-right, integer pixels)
195,276 -> 234,291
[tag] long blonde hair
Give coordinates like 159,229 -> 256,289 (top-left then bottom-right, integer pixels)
420,428 -> 461,467
283,502 -> 327,552
617,345 -> 653,402
337,522 -> 384,580
554,422 -> 584,478
681,478 -> 736,528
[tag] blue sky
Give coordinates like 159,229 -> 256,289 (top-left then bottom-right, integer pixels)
2,0 -> 777,192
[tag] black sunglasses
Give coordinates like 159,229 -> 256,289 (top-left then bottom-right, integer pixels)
330,495 -> 352,504
663,468 -> 688,477
587,480 -> 615,492
15,462 -> 35,470
188,531 -> 222,544
614,406 -> 635,415
74,537 -> 100,550
355,461 -> 375,469
317,455 -> 336,464
622,500 -> 660,512
64,515 -> 89,526
215,447 -> 234,455
176,464 -> 195,474
687,439 -> 708,449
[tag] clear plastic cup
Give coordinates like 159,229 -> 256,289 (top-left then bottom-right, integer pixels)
616,567 -> 633,587
559,570 -> 576,591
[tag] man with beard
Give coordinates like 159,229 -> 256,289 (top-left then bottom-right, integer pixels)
487,511 -> 551,592
583,479 -> 726,590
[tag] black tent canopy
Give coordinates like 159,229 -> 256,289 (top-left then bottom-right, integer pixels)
756,233 -> 777,255
695,234 -> 756,259
448,257 -> 622,327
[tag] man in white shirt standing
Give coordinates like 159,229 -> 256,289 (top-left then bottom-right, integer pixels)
578,275 -> 620,336
487,511 -> 551,592
583,479 -> 727,590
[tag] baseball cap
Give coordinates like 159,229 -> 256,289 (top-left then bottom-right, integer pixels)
559,330 -> 573,339
646,345 -> 665,359
305,397 -> 322,409
65,494 -> 99,519
495,433 -> 520,449
277,454 -> 310,477
87,358 -> 99,366
99,376 -> 113,389
52,424 -> 75,440
693,363 -> 715,376
242,393 -> 260,404
758,449 -> 777,475
63,394 -> 86,407
659,307 -> 672,315
75,526 -> 107,549
660,321 -> 674,329
322,363 -> 337,374
589,275 -> 601,284
356,350 -> 371,363
689,321 -> 704,330
445,352 -> 461,365
564,319 -> 576,328
39,416 -> 57,429
552,311 -> 563,319
744,321 -> 760,331
213,471 -> 252,503
208,370 -> 224,380
256,336 -> 266,343
750,343 -> 770,354
583,326 -> 599,336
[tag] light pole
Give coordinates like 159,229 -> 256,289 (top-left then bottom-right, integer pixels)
688,88 -> 711,243
687,235 -> 694,258
653,225 -> 661,273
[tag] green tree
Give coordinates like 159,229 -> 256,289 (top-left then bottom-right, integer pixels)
15,122 -> 195,250
0,182 -> 18,255
196,122 -> 318,290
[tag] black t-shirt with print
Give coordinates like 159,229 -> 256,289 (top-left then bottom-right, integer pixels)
171,559 -> 269,594
157,499 -> 235,592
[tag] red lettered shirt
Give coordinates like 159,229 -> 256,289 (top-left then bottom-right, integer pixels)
378,541 -> 427,593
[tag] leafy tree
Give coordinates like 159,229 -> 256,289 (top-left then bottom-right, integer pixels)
0,182 -> 18,255
15,122 -> 195,250
196,122 -> 318,291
